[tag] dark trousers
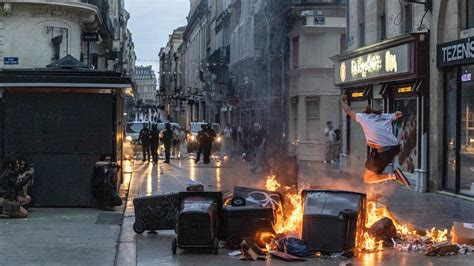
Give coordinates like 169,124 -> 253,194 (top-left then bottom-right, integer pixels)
142,143 -> 150,161
150,144 -> 158,163
164,144 -> 171,162
196,144 -> 203,162
203,144 -> 212,164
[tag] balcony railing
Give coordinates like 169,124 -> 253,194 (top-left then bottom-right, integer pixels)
81,0 -> 113,37
270,0 -> 346,13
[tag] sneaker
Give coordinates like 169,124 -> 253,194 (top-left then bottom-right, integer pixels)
323,160 -> 328,164
393,168 -> 411,187
331,160 -> 336,164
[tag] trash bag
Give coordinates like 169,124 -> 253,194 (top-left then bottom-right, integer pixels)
279,237 -> 313,257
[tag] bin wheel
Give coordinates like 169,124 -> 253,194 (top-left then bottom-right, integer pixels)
133,221 -> 146,234
172,238 -> 178,255
212,238 -> 219,255
226,234 -> 242,249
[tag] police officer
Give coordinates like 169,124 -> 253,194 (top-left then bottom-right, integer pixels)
161,123 -> 174,163
148,124 -> 160,163
139,124 -> 150,162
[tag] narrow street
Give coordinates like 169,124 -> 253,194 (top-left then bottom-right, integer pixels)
115,147 -> 474,265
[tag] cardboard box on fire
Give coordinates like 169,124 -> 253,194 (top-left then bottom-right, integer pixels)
451,222 -> 474,245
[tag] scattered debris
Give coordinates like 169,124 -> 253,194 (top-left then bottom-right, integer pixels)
452,222 -> 474,246
228,250 -> 241,257
269,250 -> 306,262
368,217 -> 397,246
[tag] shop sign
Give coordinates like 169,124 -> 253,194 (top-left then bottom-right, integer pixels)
347,89 -> 367,101
437,37 -> 474,68
397,86 -> 413,93
462,73 -> 472,82
335,44 -> 411,85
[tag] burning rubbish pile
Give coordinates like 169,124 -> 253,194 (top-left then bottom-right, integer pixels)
246,175 -> 474,260
132,175 -> 474,261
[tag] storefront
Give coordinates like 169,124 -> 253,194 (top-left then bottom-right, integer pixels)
437,37 -> 474,197
333,33 -> 429,192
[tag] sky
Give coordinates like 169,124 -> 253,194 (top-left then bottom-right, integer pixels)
125,0 -> 189,75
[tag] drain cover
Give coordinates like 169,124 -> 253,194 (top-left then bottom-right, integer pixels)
96,212 -> 123,225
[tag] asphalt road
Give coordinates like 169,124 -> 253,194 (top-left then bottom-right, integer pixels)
117,145 -> 474,265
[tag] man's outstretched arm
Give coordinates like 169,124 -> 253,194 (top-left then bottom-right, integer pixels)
395,111 -> 403,119
340,95 -> 356,120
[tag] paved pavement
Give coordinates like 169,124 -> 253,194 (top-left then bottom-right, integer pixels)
116,152 -> 474,265
2,147 -> 474,265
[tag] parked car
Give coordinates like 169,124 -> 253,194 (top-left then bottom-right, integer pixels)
186,122 -> 221,152
125,121 -> 152,144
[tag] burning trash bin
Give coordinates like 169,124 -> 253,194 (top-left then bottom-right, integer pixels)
301,190 -> 366,255
219,205 -> 276,249
172,192 -> 223,255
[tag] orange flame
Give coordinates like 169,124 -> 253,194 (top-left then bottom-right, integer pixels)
265,175 -> 304,234
263,176 -> 449,254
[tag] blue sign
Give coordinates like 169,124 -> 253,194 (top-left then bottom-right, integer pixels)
314,15 -> 325,25
4,57 -> 19,65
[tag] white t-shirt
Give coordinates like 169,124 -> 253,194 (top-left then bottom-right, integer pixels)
323,128 -> 334,142
355,113 -> 399,147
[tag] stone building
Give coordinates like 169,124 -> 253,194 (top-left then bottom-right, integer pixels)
134,65 -> 157,105
159,26 -> 186,125
333,0 -> 474,198
287,3 -> 346,161
0,0 -> 134,75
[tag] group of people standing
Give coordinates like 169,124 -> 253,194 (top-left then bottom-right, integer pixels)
195,124 -> 217,164
0,157 -> 34,218
139,123 -> 183,164
323,121 -> 341,164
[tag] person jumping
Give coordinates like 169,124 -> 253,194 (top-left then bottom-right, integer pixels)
340,95 -> 410,187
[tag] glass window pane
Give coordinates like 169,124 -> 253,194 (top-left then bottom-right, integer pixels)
460,66 -> 474,196
445,69 -> 458,192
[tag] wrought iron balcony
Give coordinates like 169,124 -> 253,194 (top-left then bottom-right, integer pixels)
270,0 -> 346,13
81,0 -> 114,37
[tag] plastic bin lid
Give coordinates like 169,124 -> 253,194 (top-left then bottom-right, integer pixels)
302,190 -> 366,217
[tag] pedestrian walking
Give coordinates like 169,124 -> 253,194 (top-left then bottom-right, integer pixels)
323,121 -> 335,164
139,124 -> 150,162
195,124 -> 206,163
340,95 -> 411,186
148,124 -> 160,163
172,126 -> 186,159
249,123 -> 268,173
161,123 -> 174,163
223,124 -> 233,155
202,124 -> 217,164
231,125 -> 238,153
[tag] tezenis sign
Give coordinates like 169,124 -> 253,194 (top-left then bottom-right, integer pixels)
437,37 -> 474,68
335,44 -> 411,85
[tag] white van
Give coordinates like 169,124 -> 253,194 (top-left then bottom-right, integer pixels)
125,121 -> 151,144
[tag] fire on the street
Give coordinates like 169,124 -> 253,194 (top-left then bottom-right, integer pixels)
262,175 -> 450,254
265,175 -> 304,234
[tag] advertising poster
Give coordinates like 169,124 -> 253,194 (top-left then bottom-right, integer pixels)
392,99 -> 418,180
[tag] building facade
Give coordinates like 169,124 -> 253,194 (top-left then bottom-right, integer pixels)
159,26 -> 186,125
134,66 -> 157,105
333,0 -> 474,198
0,0 -> 134,75
287,3 -> 346,161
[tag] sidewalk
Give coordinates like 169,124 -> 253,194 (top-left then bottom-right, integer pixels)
0,162 -> 133,266
298,161 -> 474,230
0,208 -> 121,265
